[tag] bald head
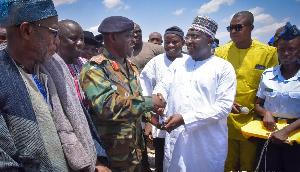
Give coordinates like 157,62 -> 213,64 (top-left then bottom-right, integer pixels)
148,32 -> 163,45
133,23 -> 143,50
58,19 -> 82,36
57,19 -> 84,64
232,11 -> 254,24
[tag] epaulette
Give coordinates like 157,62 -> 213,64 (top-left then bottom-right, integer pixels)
127,59 -> 137,67
90,54 -> 107,64
127,59 -> 138,73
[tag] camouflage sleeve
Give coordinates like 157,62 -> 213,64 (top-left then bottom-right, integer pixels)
80,62 -> 153,122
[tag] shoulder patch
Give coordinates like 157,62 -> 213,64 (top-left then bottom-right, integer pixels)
90,55 -> 107,64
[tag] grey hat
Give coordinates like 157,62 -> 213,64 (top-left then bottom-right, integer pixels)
98,16 -> 134,33
0,0 -> 57,27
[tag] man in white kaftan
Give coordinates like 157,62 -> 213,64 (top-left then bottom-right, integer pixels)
153,16 -> 237,172
140,26 -> 188,172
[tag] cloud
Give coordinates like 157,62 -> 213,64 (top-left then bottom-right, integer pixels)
253,18 -> 289,35
296,0 -> 300,2
173,8 -> 185,15
215,31 -> 229,39
124,5 -> 130,10
197,0 -> 235,14
102,0 -> 123,9
222,13 -> 234,23
255,14 -> 275,24
248,7 -> 264,16
53,0 -> 77,6
86,25 -> 99,34
115,6 -> 123,12
222,6 -> 275,24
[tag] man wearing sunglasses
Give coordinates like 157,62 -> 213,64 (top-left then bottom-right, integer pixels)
215,11 -> 278,171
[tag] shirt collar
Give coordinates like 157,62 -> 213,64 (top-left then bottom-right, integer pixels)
272,64 -> 300,81
271,64 -> 281,79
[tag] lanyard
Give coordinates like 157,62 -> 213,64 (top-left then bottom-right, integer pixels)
32,74 -> 48,103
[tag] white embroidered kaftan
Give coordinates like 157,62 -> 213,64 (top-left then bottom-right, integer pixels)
153,55 -> 236,172
140,53 -> 189,138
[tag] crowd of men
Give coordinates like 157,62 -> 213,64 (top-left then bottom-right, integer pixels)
0,0 -> 299,172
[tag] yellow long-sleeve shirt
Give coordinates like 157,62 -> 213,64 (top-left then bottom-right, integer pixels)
215,40 -> 278,140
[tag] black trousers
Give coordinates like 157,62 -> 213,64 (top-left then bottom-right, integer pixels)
153,138 -> 165,172
257,138 -> 300,171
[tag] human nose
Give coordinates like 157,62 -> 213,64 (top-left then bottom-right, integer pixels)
282,50 -> 289,56
167,42 -> 175,47
76,39 -> 84,48
132,37 -> 136,43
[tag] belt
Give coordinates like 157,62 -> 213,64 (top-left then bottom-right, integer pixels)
273,117 -> 297,124
257,116 -> 298,124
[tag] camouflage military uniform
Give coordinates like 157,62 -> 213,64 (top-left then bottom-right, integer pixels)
79,49 -> 153,171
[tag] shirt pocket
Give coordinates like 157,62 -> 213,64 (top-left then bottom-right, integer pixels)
288,92 -> 300,114
247,69 -> 264,89
263,91 -> 278,112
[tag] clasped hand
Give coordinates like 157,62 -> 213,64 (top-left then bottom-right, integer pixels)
151,93 -> 166,112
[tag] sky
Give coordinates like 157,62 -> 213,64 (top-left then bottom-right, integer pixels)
54,0 -> 300,46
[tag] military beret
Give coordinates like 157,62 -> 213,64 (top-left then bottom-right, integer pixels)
83,31 -> 101,48
98,16 -> 134,33
0,0 -> 57,28
164,26 -> 184,39
278,22 -> 300,40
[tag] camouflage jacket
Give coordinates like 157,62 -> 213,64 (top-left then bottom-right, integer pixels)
79,49 -> 153,167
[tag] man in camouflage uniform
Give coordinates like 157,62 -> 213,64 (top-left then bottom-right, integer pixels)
79,16 -> 166,172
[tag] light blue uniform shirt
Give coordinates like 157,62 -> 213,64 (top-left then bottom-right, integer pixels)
256,65 -> 300,119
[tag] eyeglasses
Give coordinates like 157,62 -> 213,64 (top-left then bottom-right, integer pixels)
226,24 -> 252,32
31,23 -> 59,38
133,30 -> 142,34
184,35 -> 210,41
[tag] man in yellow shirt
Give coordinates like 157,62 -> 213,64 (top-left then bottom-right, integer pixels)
214,11 -> 278,171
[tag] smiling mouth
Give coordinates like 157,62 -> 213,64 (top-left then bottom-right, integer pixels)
167,48 -> 176,52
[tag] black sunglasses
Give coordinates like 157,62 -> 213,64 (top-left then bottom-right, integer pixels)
31,23 -> 59,38
226,24 -> 252,32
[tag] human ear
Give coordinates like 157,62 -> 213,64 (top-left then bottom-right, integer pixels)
19,22 -> 33,40
109,33 -> 116,42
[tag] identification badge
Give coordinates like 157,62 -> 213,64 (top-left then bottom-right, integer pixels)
255,64 -> 266,70
265,87 -> 273,92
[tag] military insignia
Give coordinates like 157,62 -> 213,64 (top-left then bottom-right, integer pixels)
127,59 -> 137,73
125,92 -> 129,97
112,85 -> 117,90
293,27 -> 298,36
91,55 -> 106,64
111,61 -> 120,71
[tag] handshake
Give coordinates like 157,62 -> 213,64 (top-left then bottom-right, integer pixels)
151,93 -> 167,113
150,93 -> 184,133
